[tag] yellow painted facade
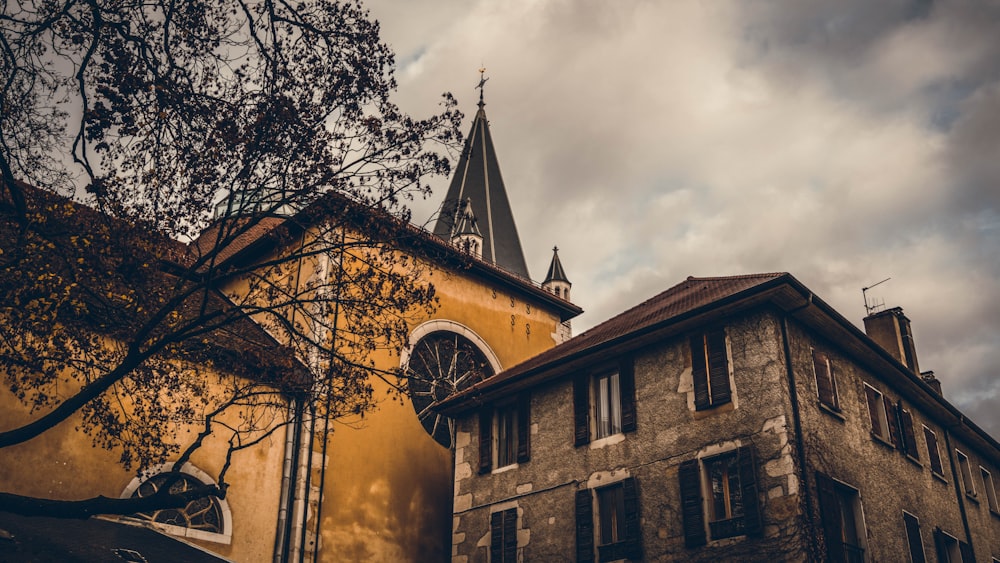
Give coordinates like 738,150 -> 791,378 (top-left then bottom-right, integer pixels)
313,265 -> 570,561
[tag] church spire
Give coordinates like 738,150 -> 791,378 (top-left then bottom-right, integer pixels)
432,70 -> 531,279
542,246 -> 571,300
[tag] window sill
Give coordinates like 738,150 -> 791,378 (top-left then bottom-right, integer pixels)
965,493 -> 979,504
932,471 -> 948,484
492,463 -> 518,475
590,433 -> 625,450
990,508 -> 1000,519
870,433 -> 895,449
905,454 -> 922,469
818,402 -> 845,421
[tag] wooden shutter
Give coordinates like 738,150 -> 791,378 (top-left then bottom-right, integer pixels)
575,489 -> 595,563
899,404 -> 919,460
620,356 -> 637,433
959,540 -> 974,562
573,375 -> 591,446
737,446 -> 762,535
707,329 -> 731,405
502,508 -> 517,562
516,393 -> 531,464
884,394 -> 901,448
622,477 -> 643,560
679,459 -> 706,548
690,335 -> 710,410
813,351 -> 836,408
815,472 -> 845,562
925,428 -> 943,475
478,409 -> 492,474
933,528 -> 948,563
864,386 -> 883,437
489,511 -> 504,562
903,512 -> 925,563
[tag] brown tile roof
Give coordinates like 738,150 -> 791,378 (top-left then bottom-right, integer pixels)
436,272 -> 790,411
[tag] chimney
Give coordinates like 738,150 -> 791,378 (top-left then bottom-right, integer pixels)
863,307 -> 920,373
920,371 -> 942,395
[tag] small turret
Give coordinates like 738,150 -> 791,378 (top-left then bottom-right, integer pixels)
542,246 -> 571,301
451,198 -> 483,259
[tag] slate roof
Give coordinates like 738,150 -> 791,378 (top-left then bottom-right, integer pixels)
543,247 -> 569,284
435,273 -> 789,411
432,99 -> 531,279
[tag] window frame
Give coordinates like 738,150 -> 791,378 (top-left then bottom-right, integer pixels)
956,449 -> 977,500
923,426 -> 945,479
573,357 -> 636,447
479,394 -> 530,474
119,462 -> 233,545
815,473 -> 868,562
864,384 -> 895,446
689,328 -> 732,411
489,508 -> 518,563
575,477 -> 642,562
903,510 -> 926,563
593,368 -> 622,440
495,401 -> 519,469
980,466 -> 999,514
678,445 -> 762,547
811,348 -> 841,412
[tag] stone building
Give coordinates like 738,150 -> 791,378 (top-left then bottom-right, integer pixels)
436,272 -> 1000,562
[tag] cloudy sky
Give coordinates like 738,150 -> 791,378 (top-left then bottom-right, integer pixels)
363,0 -> 1000,436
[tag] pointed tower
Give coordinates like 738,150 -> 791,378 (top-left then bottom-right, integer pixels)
542,246 -> 571,300
452,198 -> 484,259
433,72 -> 530,279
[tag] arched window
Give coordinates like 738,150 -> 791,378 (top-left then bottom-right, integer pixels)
120,463 -> 232,544
404,328 -> 497,448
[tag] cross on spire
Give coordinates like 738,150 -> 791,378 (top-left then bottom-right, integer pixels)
476,67 -> 488,108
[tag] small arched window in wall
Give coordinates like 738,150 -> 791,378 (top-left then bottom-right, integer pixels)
120,463 -> 233,544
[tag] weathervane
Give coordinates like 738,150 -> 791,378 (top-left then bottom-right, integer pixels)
476,66 -> 488,107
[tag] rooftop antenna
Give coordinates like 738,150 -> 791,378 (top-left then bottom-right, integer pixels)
862,277 -> 891,316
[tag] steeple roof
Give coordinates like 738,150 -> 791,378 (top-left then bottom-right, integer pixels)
433,85 -> 530,279
543,246 -> 569,284
453,198 -> 482,238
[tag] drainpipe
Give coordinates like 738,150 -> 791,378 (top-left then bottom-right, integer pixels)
781,307 -> 821,561
943,429 -> 976,559
275,398 -> 304,562
297,405 -> 317,562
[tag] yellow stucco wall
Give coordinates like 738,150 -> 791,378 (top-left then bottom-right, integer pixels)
0,376 -> 288,562
314,264 -> 566,562
0,224 -> 570,562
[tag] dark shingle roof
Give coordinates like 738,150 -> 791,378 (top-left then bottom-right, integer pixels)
432,103 -> 531,279
542,247 -> 569,284
436,273 -> 789,411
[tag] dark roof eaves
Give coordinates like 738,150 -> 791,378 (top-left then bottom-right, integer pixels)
437,273 -> 796,414
787,283 -> 1000,462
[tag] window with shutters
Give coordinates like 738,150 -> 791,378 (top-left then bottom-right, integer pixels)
678,446 -> 762,547
863,384 -> 896,446
980,466 -> 999,514
594,370 -> 622,439
919,427 -> 943,479
903,511 -> 926,563
573,358 -> 636,447
932,528 -> 971,563
689,329 -> 732,411
815,473 -> 866,563
897,404 -> 920,463
956,450 -> 977,500
479,394 -> 530,474
812,349 -> 840,412
489,508 -> 518,563
575,478 -> 642,562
